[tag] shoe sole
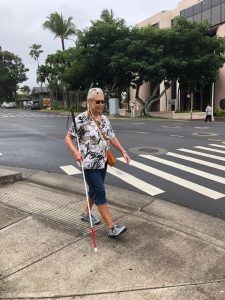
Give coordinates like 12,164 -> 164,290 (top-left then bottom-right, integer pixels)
108,227 -> 127,238
80,216 -> 100,225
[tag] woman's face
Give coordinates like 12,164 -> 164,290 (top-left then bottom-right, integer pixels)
89,94 -> 105,115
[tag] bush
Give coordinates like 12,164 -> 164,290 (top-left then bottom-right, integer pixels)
214,110 -> 225,117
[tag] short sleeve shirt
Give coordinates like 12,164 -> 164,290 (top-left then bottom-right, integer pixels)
68,111 -> 115,169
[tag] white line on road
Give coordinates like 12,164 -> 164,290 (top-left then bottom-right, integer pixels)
60,165 -> 81,175
107,166 -> 164,196
117,158 -> 224,200
170,135 -> 184,138
177,149 -> 225,162
166,152 -> 225,172
140,154 -> 225,185
208,139 -> 225,142
136,132 -> 149,134
209,144 -> 225,149
195,146 -> 225,154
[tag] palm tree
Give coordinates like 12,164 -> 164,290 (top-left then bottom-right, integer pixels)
100,9 -> 114,22
42,12 -> 76,51
29,44 -> 43,66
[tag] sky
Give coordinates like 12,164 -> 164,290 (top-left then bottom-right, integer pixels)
0,0 -> 180,89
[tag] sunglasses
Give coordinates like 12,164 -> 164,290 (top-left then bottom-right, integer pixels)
95,100 -> 105,104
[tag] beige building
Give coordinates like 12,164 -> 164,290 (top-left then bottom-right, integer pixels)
131,0 -> 225,113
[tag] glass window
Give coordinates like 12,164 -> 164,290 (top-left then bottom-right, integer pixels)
222,3 -> 225,21
193,13 -> 202,21
185,6 -> 194,17
202,0 -> 212,10
187,16 -> 194,22
180,10 -> 185,16
194,3 -> 202,14
211,5 -> 221,25
212,0 -> 221,6
202,9 -> 211,22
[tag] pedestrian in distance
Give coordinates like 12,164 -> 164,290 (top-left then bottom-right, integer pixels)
65,87 -> 130,238
130,100 -> 135,118
205,104 -> 212,122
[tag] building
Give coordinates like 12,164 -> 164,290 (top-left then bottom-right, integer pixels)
132,0 -> 225,113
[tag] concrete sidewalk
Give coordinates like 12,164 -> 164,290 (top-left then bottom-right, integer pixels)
0,166 -> 225,299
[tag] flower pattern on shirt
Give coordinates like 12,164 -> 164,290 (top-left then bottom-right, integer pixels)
68,111 -> 115,169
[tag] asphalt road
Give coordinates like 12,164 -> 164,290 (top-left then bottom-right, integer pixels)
0,108 -> 225,219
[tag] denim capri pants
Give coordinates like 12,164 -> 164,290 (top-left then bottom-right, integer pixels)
84,167 -> 107,205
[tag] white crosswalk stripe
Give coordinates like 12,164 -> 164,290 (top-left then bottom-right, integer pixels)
139,154 -> 225,184
166,152 -> 225,171
195,146 -> 225,154
117,158 -> 225,200
209,144 -> 225,149
178,148 -> 225,161
60,165 -> 81,175
107,167 -> 164,196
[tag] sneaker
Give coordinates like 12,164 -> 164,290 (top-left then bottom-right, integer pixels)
107,224 -> 127,238
80,213 -> 100,225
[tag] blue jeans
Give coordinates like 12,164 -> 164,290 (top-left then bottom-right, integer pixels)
84,167 -> 107,205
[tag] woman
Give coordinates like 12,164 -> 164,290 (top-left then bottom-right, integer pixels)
65,87 -> 130,237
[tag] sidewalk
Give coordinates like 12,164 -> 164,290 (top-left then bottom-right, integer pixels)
0,166 -> 225,299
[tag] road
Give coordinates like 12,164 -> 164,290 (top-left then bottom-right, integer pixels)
0,108 -> 225,219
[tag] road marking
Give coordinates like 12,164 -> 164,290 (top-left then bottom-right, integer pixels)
177,148 -> 225,162
140,154 -> 225,185
107,167 -> 164,196
195,146 -> 225,154
208,139 -> 225,142
167,152 -> 225,172
60,165 -> 81,175
170,135 -> 184,138
209,144 -> 225,149
136,132 -> 149,134
117,158 -> 225,200
0,153 -> 2,155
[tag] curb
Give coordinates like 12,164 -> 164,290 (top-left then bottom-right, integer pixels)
0,169 -> 22,185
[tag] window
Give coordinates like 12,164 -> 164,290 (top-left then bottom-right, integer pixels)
185,6 -> 194,17
202,0 -> 212,10
194,3 -> 202,14
202,9 -> 211,22
222,3 -> 225,21
211,5 -> 221,25
194,13 -> 202,21
212,0 -> 221,7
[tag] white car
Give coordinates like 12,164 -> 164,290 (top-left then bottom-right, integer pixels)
1,102 -> 16,108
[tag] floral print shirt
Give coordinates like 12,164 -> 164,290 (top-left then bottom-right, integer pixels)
68,111 -> 115,169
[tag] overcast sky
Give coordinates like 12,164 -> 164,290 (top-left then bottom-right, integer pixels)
0,0 -> 180,88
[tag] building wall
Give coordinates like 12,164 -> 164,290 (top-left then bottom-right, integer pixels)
215,23 -> 225,111
135,0 -> 225,112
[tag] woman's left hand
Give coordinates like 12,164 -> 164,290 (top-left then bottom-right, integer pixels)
123,152 -> 130,164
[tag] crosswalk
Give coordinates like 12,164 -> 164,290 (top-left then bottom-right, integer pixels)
0,113 -> 66,118
60,141 -> 225,201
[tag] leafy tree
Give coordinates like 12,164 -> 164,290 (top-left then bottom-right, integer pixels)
130,17 -> 225,115
100,9 -> 114,23
42,12 -> 77,51
65,11 -> 134,101
29,44 -> 43,66
0,50 -> 28,101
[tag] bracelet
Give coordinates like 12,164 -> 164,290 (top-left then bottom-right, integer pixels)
122,150 -> 127,154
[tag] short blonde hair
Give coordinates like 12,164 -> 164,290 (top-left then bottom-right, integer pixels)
87,88 -> 104,100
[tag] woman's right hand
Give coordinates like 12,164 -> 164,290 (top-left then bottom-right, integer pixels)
73,151 -> 83,162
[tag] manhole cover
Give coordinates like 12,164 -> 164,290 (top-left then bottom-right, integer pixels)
129,147 -> 167,156
139,148 -> 158,153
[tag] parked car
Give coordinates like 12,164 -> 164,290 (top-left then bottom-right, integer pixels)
1,102 -> 16,108
24,100 -> 41,110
